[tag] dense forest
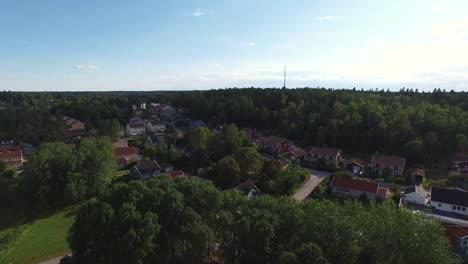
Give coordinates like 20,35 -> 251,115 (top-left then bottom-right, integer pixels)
2,88 -> 468,162
171,88 -> 468,164
67,176 -> 458,264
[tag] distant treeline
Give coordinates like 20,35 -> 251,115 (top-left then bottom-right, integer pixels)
2,88 -> 468,164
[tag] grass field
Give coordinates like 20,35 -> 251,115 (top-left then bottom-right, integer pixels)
0,205 -> 77,264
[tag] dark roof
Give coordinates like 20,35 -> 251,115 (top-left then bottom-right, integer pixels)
310,147 -> 341,157
344,158 -> 366,167
129,123 -> 145,128
242,128 -> 261,136
331,176 -> 379,193
234,180 -> 261,194
0,145 -> 19,151
135,161 -> 160,175
403,186 -> 416,194
371,154 -> 405,167
263,136 -> 290,146
431,187 -> 468,207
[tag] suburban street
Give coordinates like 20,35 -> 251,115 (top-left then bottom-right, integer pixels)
292,168 -> 330,200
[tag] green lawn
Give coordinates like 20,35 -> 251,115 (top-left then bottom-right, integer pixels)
0,205 -> 77,264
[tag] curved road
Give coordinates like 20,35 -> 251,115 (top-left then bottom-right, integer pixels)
292,168 -> 330,200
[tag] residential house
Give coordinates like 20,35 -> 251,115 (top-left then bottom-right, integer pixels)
370,154 -> 405,176
430,187 -> 468,216
112,139 -> 128,148
189,120 -> 206,129
307,147 -> 343,166
445,225 -> 468,260
0,142 -> 18,151
452,155 -> 468,173
63,116 -> 85,130
130,161 -> 161,180
401,186 -> 429,205
146,120 -> 166,133
125,117 -> 146,136
330,176 -> 389,200
411,168 -> 426,183
170,170 -> 185,179
261,136 -> 294,154
286,149 -> 307,161
234,180 -> 261,199
63,116 -> 88,140
343,158 -> 366,175
0,149 -> 23,168
161,108 -> 176,119
114,146 -> 140,168
242,128 -> 263,143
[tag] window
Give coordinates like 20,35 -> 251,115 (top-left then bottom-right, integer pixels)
463,208 -> 466,212
438,203 -> 442,207
453,206 -> 456,210
464,240 -> 468,246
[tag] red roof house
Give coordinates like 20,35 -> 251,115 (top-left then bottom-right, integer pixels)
445,225 -> 468,257
0,149 -> 23,168
242,128 -> 263,142
307,147 -> 343,166
330,176 -> 389,199
114,147 -> 140,168
370,154 -> 406,176
261,136 -> 293,154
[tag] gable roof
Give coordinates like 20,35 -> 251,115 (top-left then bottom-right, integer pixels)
431,187 -> 468,207
331,176 -> 379,193
0,149 -> 22,160
377,187 -> 389,197
242,128 -> 261,136
446,225 -> 468,239
411,168 -> 426,177
128,117 -> 145,125
263,136 -> 290,146
343,158 -> 366,167
114,147 -> 138,157
310,147 -> 341,157
288,149 -> 307,158
134,161 -> 160,175
234,180 -> 261,194
371,154 -> 405,167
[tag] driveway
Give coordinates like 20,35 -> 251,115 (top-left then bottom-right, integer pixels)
38,254 -> 70,264
292,168 -> 330,200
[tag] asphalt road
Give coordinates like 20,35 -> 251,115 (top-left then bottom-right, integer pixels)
292,168 -> 330,200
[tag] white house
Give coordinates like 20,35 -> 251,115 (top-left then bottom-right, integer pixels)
125,117 -> 146,136
146,120 -> 166,133
125,123 -> 146,136
401,186 -> 429,205
430,187 -> 468,216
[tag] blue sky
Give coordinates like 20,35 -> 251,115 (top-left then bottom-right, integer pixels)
1,0 -> 468,91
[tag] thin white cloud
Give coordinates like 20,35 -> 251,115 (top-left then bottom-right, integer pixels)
247,42 -> 257,46
315,16 -> 335,21
185,9 -> 206,17
73,65 -> 98,70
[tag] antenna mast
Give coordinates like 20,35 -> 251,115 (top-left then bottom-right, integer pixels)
283,66 -> 286,88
